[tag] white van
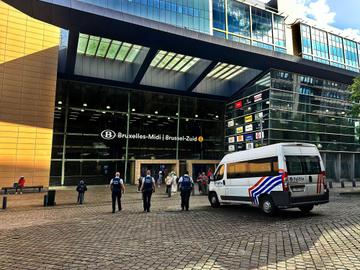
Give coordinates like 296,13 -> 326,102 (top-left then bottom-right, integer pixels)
208,143 -> 329,215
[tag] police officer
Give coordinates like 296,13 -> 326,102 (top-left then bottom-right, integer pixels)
178,171 -> 194,211
110,172 -> 125,213
140,170 -> 155,212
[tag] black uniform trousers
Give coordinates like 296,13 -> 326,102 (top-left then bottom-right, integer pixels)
181,189 -> 191,210
143,190 -> 153,212
77,192 -> 85,204
112,191 -> 122,212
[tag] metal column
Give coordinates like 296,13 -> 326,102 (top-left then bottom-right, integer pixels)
176,97 -> 181,160
60,92 -> 69,186
124,93 -> 131,183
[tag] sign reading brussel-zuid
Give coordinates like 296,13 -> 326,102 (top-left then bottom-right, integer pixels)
101,130 -> 204,142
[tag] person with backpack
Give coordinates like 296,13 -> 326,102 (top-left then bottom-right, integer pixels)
110,172 -> 125,213
76,180 -> 87,204
140,170 -> 155,212
178,171 -> 194,211
165,173 -> 173,197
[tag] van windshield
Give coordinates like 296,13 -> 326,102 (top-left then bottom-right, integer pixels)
214,165 -> 225,181
286,156 -> 321,175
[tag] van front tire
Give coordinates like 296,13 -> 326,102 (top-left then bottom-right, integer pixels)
209,192 -> 220,208
299,205 -> 314,214
260,196 -> 277,215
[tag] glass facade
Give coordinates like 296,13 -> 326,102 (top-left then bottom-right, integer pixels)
51,80 -> 225,185
78,0 -> 211,33
299,23 -> 360,73
226,70 -> 360,181
212,0 -> 286,53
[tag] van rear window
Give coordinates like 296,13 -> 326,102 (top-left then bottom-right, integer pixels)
286,156 -> 321,175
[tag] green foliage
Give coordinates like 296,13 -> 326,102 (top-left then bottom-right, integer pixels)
349,77 -> 360,118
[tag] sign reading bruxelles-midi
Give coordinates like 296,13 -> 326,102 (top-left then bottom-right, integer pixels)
101,130 -> 204,142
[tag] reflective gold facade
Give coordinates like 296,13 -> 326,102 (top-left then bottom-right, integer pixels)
0,1 -> 60,188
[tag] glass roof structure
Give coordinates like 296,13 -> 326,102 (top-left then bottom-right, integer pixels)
77,33 -> 143,63
207,63 -> 248,80
150,50 -> 200,72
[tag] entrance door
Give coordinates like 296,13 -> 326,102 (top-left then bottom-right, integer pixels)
134,159 -> 179,185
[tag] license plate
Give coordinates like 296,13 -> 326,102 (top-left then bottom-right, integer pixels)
289,176 -> 306,184
292,187 -> 305,192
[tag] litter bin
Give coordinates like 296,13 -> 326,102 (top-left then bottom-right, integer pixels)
46,190 -> 56,206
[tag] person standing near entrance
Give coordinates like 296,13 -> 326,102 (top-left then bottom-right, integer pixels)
178,171 -> 194,211
110,172 -> 125,213
141,170 -> 155,212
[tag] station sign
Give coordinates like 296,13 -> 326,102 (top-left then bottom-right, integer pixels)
101,130 -> 203,142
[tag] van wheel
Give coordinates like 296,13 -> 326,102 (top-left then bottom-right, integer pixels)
209,192 -> 220,208
299,205 -> 314,213
260,196 -> 277,215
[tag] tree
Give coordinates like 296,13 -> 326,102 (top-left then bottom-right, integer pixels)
349,77 -> 360,118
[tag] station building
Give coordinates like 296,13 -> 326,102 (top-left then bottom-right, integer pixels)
0,0 -> 359,187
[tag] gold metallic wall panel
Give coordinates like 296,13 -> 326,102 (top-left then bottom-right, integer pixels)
0,1 -> 60,188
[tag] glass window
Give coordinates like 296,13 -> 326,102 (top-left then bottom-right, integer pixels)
328,34 -> 344,64
213,0 -> 226,30
251,7 -> 273,45
344,39 -> 359,68
286,156 -> 321,175
311,28 -> 329,60
300,24 -> 312,55
227,157 -> 278,178
273,15 -> 286,48
227,0 -> 250,37
214,164 -> 225,180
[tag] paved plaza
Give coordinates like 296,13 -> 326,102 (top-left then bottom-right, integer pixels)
1,186 -> 360,269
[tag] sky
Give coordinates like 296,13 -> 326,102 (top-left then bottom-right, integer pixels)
261,0 -> 360,40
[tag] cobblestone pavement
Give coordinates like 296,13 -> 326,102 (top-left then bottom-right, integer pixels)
1,186 -> 360,269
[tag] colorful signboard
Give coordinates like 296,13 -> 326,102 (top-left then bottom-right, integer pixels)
245,124 -> 253,132
236,126 -> 243,134
244,115 -> 253,123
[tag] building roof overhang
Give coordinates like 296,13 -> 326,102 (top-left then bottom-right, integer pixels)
3,0 -> 358,100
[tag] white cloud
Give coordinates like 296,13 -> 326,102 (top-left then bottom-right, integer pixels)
278,0 -> 360,40
307,0 -> 336,27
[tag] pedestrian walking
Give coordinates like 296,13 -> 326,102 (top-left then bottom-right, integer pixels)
110,172 -> 125,213
141,170 -> 155,212
178,171 -> 194,211
76,180 -> 87,204
165,173 -> 173,197
157,171 -> 163,188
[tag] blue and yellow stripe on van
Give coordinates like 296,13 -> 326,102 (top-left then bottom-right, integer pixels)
248,173 -> 284,205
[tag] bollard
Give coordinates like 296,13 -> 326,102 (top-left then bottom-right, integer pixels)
341,181 -> 345,188
353,181 -> 357,188
2,196 -> 7,209
329,181 -> 333,189
43,194 -> 48,207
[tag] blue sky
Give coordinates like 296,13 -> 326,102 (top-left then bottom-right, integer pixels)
326,0 -> 360,30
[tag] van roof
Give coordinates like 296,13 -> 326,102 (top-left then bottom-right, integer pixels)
222,142 -> 317,163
